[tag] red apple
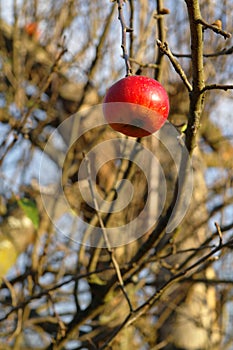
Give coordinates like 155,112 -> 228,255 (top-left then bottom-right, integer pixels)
103,75 -> 170,137
25,22 -> 40,40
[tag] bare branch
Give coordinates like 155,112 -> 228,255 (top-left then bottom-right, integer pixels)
184,0 -> 205,153
156,39 -> 192,92
215,222 -> 223,247
204,45 -> 233,57
172,45 -> 233,58
196,18 -> 232,39
154,0 -> 168,81
117,0 -> 133,76
128,57 -> 159,70
201,84 -> 233,93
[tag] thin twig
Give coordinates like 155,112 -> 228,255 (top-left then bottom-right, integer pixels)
0,132 -> 18,167
185,277 -> 233,285
204,45 -> 233,57
196,18 -> 232,39
2,278 -> 17,306
128,57 -> 159,70
156,40 -> 192,92
117,0 -> 133,76
128,0 -> 134,59
215,222 -> 223,246
8,308 -> 23,343
83,152 -> 134,313
172,45 -> 233,58
201,84 -> 233,93
48,292 -> 67,339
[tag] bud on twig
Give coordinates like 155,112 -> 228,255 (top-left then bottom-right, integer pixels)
211,19 -> 222,30
159,8 -> 170,15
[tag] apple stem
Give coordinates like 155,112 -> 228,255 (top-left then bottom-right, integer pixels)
117,0 -> 133,76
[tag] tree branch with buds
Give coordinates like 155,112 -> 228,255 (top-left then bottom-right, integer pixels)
196,18 -> 232,39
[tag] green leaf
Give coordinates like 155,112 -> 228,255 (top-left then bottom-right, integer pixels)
180,123 -> 188,133
18,198 -> 39,229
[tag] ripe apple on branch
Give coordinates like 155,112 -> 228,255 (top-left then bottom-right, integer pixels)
103,75 -> 170,138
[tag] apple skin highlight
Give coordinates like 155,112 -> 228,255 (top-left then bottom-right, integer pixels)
103,75 -> 170,137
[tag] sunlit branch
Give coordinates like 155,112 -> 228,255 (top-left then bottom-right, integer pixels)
196,18 -> 232,39
156,39 -> 192,92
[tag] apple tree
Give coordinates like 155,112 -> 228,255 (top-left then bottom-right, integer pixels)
0,0 -> 232,349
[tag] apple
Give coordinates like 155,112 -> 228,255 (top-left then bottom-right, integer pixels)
24,22 -> 40,40
103,75 -> 169,137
